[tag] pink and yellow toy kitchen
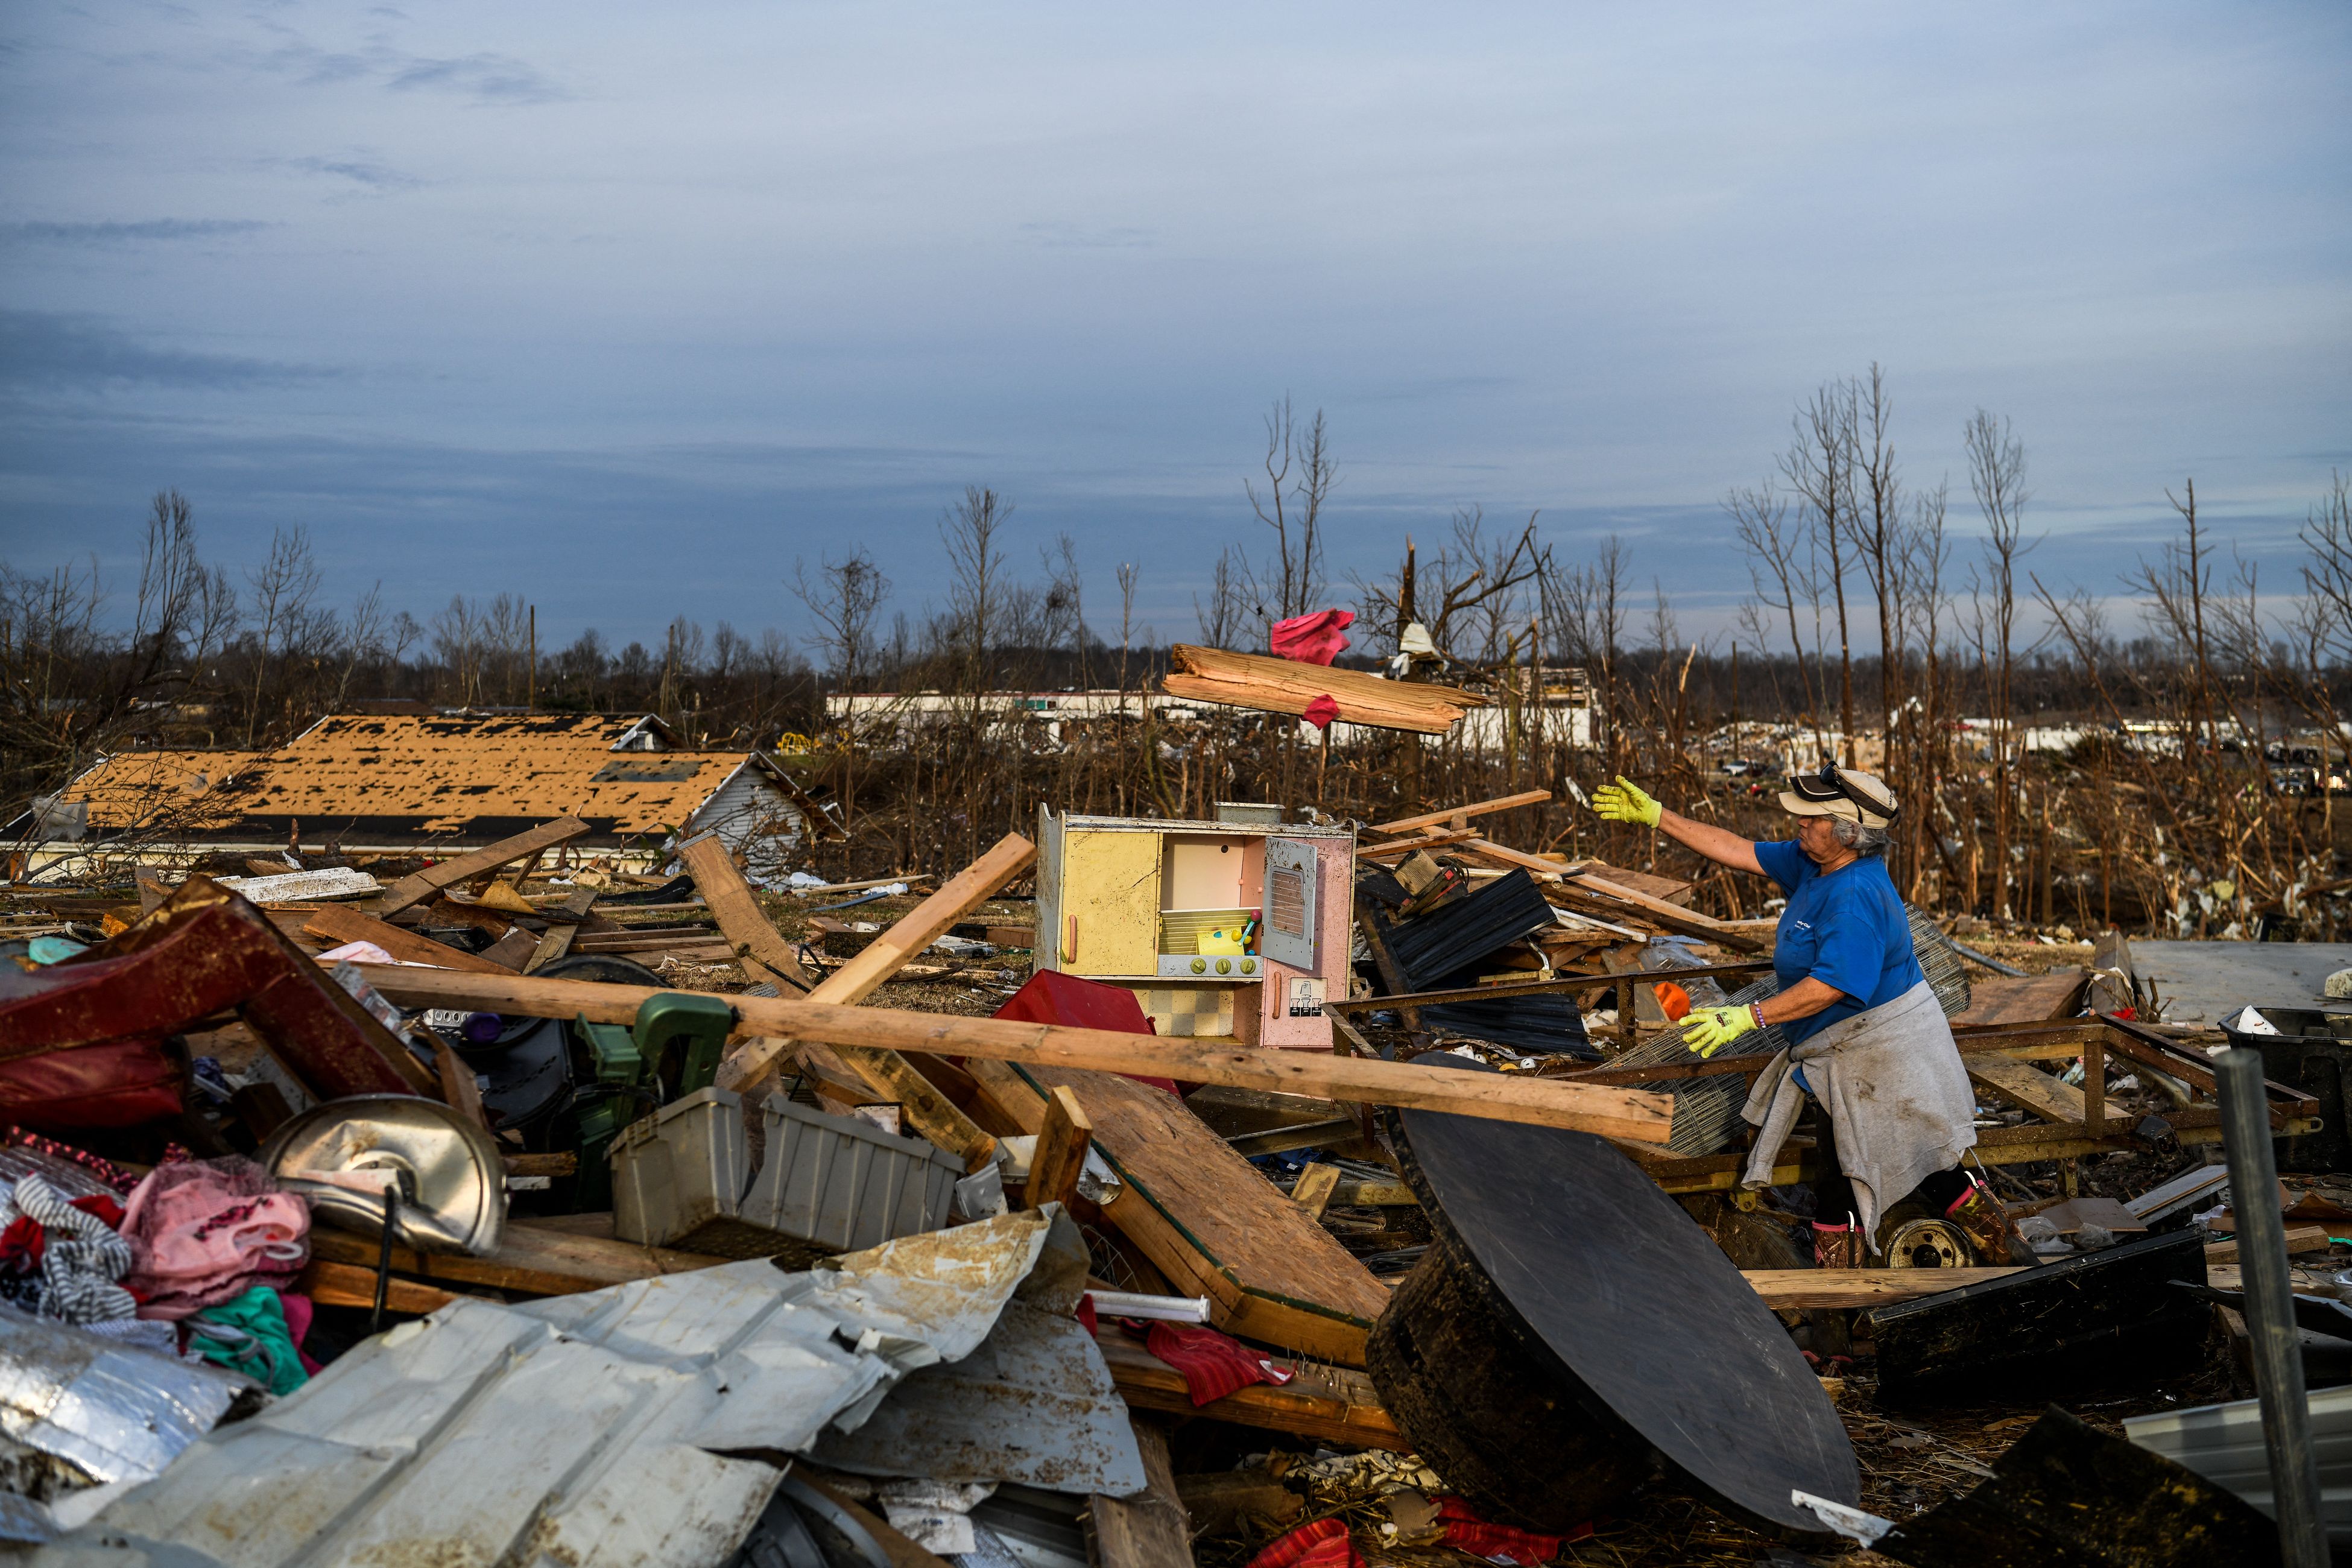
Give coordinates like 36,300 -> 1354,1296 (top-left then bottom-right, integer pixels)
1032,803 -> 1355,1048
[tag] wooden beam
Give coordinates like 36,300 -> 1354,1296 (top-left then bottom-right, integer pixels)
676,832 -> 812,993
294,1258 -> 475,1314
308,1219 -> 728,1297
431,1036 -> 490,1130
1025,1085 -> 1092,1212
379,818 -> 591,916
525,886 -> 598,973
1356,829 -> 1478,859
808,832 -> 1035,1005
1089,1418 -> 1195,1568
1370,790 -> 1551,836
1458,836 -> 1576,877
357,964 -> 1678,1143
2205,1225 -> 2331,1265
1741,1267 -> 2027,1309
1557,867 -> 1770,951
300,905 -> 517,975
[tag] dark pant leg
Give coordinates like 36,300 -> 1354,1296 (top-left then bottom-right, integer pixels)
1804,1101 -> 1859,1224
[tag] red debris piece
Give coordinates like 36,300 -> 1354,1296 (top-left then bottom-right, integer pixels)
1248,1519 -> 1362,1568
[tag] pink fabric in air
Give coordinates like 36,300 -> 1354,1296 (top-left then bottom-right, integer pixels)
1268,609 -> 1353,666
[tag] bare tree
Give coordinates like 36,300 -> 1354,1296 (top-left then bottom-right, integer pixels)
1194,546 -> 1247,650
792,548 -> 892,694
1244,397 -> 1336,628
1963,408 -> 2035,918
1780,381 -> 1860,762
941,486 -> 1013,693
1726,479 -> 1824,747
1544,536 -> 1630,761
1849,364 -> 1903,745
241,525 -> 323,744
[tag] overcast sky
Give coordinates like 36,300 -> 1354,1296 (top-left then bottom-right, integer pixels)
3,2 -> 2347,657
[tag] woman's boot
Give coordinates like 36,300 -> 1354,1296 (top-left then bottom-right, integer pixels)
1811,1218 -> 1864,1269
1943,1175 -> 2028,1264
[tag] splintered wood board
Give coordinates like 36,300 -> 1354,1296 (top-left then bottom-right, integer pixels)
969,1060 -> 1391,1364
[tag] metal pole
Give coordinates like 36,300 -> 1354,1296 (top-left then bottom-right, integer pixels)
2216,1045 -> 2328,1566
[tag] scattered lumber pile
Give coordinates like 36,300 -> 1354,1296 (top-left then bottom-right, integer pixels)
0,789 -> 2319,1566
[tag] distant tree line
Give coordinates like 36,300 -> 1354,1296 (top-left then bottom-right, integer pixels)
7,384 -> 2352,936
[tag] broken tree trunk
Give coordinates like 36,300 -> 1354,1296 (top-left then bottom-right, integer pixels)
1163,643 -> 1484,734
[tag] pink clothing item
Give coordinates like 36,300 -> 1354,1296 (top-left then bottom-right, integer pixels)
1268,609 -> 1353,666
277,1289 -> 324,1375
122,1157 -> 309,1321
1301,694 -> 1341,731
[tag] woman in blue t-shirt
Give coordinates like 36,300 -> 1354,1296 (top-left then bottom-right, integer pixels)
1592,762 -> 2013,1271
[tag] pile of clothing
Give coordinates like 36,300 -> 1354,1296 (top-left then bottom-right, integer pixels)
0,1131 -> 318,1394
124,1155 -> 316,1394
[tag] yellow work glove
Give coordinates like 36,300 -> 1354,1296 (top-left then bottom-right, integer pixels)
1591,774 -> 1662,827
1680,1004 -> 1762,1059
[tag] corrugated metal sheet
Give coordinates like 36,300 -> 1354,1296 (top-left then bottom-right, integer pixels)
35,1208 -> 1141,1568
1377,870 -> 1554,990
2126,1383 -> 2352,1542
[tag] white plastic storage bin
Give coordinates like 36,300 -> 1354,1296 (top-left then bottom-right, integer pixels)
610,1086 -> 757,1254
746,1095 -> 964,1254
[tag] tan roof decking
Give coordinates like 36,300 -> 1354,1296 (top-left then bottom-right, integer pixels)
55,712 -> 798,844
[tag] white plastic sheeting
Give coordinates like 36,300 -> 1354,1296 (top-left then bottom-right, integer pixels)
812,1204 -> 1148,1494
34,1207 -> 1140,1568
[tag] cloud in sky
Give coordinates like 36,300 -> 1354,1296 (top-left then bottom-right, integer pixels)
5,219 -> 273,245
0,310 -> 333,390
0,1 -> 2346,653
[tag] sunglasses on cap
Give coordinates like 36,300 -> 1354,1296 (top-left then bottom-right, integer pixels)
1789,760 -> 1899,825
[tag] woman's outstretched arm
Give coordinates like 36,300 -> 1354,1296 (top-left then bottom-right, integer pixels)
1592,776 -> 1763,876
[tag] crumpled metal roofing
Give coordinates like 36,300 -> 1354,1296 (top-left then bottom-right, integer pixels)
35,1207 -> 1141,1568
0,1309 -> 250,1488
812,1202 -> 1146,1494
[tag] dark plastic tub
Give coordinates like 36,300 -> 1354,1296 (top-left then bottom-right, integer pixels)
2216,1006 -> 2352,1172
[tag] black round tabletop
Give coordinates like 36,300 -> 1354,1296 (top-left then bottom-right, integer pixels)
1395,1099 -> 1859,1535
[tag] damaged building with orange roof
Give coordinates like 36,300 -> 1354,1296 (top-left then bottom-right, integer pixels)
13,711 -> 838,879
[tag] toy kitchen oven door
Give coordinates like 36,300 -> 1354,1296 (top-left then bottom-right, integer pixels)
1034,806 -> 1356,1049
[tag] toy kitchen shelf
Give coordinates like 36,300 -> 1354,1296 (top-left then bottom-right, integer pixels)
1034,805 -> 1356,1049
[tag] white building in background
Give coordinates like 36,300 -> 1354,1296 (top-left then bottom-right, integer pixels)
826,667 -> 1595,754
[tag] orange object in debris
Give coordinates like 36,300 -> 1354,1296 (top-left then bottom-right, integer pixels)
1652,981 -> 1692,1022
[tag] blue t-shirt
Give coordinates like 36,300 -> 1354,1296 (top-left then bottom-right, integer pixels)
1754,841 -> 1926,1047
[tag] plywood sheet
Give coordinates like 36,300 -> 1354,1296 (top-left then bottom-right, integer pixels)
972,1060 -> 1390,1363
